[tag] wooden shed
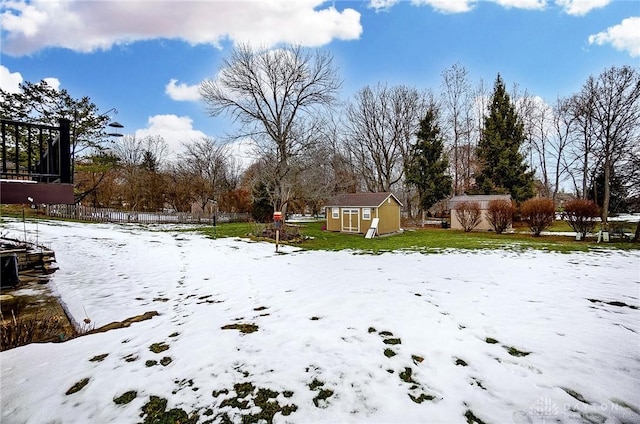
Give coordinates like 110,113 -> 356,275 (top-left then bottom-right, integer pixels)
325,192 -> 402,235
448,194 -> 512,231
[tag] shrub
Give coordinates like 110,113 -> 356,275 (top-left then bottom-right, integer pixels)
520,198 -> 555,236
486,199 -> 514,234
454,201 -> 482,232
562,199 -> 600,240
1,311 -> 67,351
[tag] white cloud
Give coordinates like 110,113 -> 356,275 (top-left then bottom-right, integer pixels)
492,0 -> 546,10
0,65 -> 23,93
369,0 -> 400,11
588,17 -> 640,57
165,79 -> 200,102
375,0 -> 545,13
134,114 -> 207,158
555,0 -> 610,16
43,77 -> 60,90
410,0 -> 477,13
0,0 -> 363,56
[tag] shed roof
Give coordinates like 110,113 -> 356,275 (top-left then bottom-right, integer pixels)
326,192 -> 403,208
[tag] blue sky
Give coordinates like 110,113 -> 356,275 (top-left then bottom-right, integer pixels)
1,0 -> 638,156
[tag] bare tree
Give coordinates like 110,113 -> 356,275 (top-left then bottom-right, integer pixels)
575,66 -> 640,228
344,83 -> 425,192
176,137 -> 232,210
199,44 -> 341,214
519,94 -> 554,197
111,135 -> 168,210
567,90 -> 597,198
550,97 -> 578,202
441,63 -> 474,195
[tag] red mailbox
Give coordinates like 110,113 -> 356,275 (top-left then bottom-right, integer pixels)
273,211 -> 283,221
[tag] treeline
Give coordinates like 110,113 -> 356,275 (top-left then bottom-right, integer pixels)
2,45 -> 638,226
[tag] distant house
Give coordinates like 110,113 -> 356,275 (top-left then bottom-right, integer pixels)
325,192 -> 402,235
448,194 -> 512,231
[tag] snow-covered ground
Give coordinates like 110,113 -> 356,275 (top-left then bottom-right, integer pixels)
1,219 -> 639,424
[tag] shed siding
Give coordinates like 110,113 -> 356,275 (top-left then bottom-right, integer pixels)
324,193 -> 402,235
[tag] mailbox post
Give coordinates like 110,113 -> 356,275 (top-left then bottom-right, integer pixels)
273,211 -> 282,253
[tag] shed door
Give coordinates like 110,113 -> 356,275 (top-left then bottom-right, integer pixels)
342,208 -> 360,233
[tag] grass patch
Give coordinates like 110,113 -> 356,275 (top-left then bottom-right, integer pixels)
160,356 -> 172,366
562,387 -> 591,404
139,396 -> 198,424
124,354 -> 138,362
455,358 -> 468,366
149,342 -> 169,353
195,222 -> 256,239
221,323 -> 259,334
485,337 -> 499,344
383,338 -> 402,345
308,379 -> 325,391
587,298 -> 638,310
65,378 -> 90,395
504,346 -> 531,357
212,383 -> 298,422
89,353 -> 109,362
384,348 -> 397,358
409,393 -> 435,403
308,379 -> 334,408
465,409 -> 487,424
145,360 -> 158,367
195,221 -> 638,253
114,391 -> 137,405
411,355 -> 424,364
399,367 -> 416,384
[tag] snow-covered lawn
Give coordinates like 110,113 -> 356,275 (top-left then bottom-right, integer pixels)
1,220 -> 639,423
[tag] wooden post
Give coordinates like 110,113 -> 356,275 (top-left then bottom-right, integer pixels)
273,211 -> 282,253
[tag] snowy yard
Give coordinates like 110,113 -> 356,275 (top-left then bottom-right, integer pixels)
1,219 -> 639,423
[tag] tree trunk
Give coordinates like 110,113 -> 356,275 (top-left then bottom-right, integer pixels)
633,220 -> 640,242
602,157 -> 611,231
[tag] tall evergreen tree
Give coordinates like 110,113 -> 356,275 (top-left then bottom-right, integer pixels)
405,106 -> 452,213
475,74 -> 534,202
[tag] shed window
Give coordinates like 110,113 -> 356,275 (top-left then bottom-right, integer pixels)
332,207 -> 339,219
363,208 -> 371,220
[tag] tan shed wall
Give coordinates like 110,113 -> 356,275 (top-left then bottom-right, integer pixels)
325,198 -> 401,234
376,201 -> 401,234
326,207 -> 341,232
450,210 -> 512,231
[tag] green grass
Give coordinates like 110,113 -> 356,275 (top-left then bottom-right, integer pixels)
190,220 -> 640,253
281,221 -> 638,253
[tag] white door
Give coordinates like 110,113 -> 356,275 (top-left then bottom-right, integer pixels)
342,208 -> 360,233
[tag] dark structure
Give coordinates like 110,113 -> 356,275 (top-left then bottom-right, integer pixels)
1,118 -> 74,204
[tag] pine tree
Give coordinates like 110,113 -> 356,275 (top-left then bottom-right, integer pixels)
405,107 -> 452,212
476,74 -> 534,202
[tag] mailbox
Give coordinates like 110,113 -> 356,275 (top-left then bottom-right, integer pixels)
273,211 -> 283,221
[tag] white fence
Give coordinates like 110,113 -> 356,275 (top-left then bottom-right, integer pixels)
47,205 -> 250,225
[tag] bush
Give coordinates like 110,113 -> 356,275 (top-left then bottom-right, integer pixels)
1,311 -> 67,351
486,199 -> 514,234
562,199 -> 600,240
454,201 -> 482,232
520,198 -> 555,236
